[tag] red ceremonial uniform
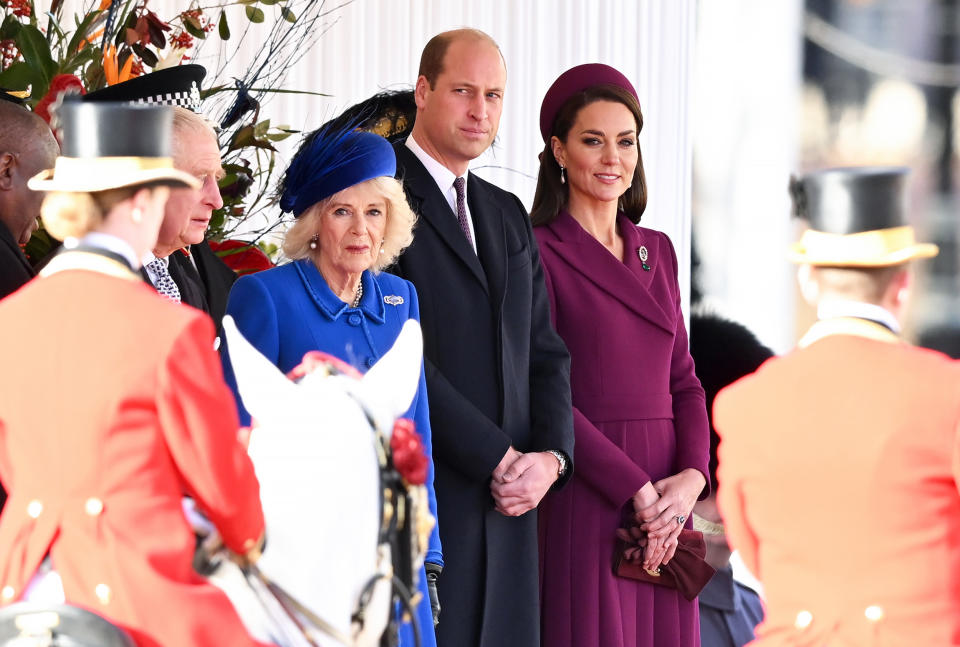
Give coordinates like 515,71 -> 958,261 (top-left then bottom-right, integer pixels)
0,251 -> 268,647
715,318 -> 960,646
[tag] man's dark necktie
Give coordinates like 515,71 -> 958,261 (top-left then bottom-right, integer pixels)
453,176 -> 474,247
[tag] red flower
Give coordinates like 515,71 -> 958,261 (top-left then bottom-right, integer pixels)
207,239 -> 274,276
0,39 -> 19,67
170,30 -> 193,50
286,350 -> 362,382
5,0 -> 30,18
34,74 -> 85,126
391,418 -> 429,486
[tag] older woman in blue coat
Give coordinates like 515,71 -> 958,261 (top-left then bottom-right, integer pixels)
221,124 -> 442,646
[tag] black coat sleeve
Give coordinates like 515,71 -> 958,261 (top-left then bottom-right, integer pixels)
515,194 -> 575,487
386,253 -> 514,483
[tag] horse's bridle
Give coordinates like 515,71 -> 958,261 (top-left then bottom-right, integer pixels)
253,353 -> 424,647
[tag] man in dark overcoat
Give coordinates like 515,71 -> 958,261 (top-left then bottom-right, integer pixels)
0,98 -> 58,300
82,67 -> 235,323
390,29 -> 575,647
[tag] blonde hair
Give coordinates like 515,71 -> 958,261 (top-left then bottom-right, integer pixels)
282,176 -> 416,272
41,187 -> 141,240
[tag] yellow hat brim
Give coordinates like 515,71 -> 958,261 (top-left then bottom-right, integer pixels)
788,226 -> 939,266
27,156 -> 201,193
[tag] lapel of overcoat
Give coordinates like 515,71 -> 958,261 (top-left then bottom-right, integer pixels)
0,222 -> 35,277
544,211 -> 674,334
167,251 -> 210,313
468,173 -> 506,310
395,143 -> 488,294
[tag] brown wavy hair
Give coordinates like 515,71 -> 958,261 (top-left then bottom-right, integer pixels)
530,85 -> 647,226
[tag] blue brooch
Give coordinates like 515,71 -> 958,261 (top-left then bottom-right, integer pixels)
384,295 -> 404,306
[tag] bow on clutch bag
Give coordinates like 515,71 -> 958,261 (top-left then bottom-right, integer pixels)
613,522 -> 715,601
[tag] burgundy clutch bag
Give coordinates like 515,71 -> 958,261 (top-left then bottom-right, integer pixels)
613,526 -> 715,601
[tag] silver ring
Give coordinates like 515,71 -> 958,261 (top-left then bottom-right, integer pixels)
675,515 -> 686,525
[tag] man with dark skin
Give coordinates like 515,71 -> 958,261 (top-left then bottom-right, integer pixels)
0,100 -> 58,299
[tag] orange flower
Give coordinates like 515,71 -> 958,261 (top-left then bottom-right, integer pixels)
102,44 -> 118,86
80,26 -> 104,50
117,53 -> 135,83
98,0 -> 111,10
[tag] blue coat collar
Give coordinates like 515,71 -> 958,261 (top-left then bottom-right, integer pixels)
293,259 -> 386,324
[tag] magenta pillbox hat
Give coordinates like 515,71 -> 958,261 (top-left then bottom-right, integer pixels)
539,63 -> 639,142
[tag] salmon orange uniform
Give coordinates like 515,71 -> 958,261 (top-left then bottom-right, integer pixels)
714,166 -> 960,646
715,320 -> 960,645
0,254 -> 267,647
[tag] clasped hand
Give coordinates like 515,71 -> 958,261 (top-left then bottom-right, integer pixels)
490,446 -> 559,517
631,468 -> 706,571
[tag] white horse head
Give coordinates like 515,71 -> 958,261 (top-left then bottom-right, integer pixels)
219,316 -> 424,647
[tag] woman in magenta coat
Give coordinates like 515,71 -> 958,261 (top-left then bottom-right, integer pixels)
531,64 -> 710,646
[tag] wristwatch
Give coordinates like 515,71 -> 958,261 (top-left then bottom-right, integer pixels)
545,449 -> 568,478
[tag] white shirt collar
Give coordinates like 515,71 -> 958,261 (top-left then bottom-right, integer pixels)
69,233 -> 140,270
405,135 -> 478,252
817,299 -> 901,334
406,134 -> 466,197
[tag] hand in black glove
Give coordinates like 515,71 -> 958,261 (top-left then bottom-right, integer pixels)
425,562 -> 442,626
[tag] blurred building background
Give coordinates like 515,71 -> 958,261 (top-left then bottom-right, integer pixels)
695,0 -> 960,354
692,1 -> 802,353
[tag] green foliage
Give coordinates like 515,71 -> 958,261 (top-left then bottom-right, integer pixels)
217,10 -> 229,40
1,0 -> 332,262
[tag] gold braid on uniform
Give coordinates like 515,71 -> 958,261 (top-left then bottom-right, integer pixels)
693,513 -> 725,536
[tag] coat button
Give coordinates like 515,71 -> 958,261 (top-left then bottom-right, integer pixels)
1,586 -> 14,601
348,313 -> 362,326
864,605 -> 884,622
85,498 -> 104,516
26,500 -> 43,519
95,583 -> 111,604
794,610 -> 813,629
365,357 -> 377,368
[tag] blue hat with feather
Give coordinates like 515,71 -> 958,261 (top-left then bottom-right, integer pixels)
279,123 -> 396,218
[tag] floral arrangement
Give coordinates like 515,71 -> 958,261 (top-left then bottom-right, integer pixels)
1,0 -> 341,268
1,1 -> 224,107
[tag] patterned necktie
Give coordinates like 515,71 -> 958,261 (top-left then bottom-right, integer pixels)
452,176 -> 474,247
146,257 -> 181,303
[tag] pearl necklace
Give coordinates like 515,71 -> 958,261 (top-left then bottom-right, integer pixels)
352,281 -> 363,308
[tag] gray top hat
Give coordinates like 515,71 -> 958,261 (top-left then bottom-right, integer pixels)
790,166 -> 908,234
28,97 -> 200,193
787,166 -> 937,266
